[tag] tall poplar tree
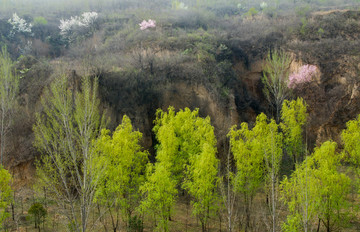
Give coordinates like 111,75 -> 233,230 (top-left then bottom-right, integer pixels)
262,50 -> 292,122
228,122 -> 264,231
94,115 -> 148,231
255,113 -> 283,232
0,47 -> 19,165
281,98 -> 307,166
34,75 -> 105,232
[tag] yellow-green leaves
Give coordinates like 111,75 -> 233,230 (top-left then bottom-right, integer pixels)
281,141 -> 351,231
0,47 -> 19,165
0,166 -> 12,229
145,107 -> 218,232
33,75 -> 104,232
281,98 -> 307,164
94,115 -> 148,221
342,114 -> 360,168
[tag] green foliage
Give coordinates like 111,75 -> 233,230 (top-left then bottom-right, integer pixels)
33,75 -> 105,232
32,16 -> 47,25
229,112 -> 283,231
28,202 -> 47,229
262,50 -> 292,122
183,143 -> 219,230
94,115 -> 148,224
228,119 -> 264,230
0,46 -> 19,165
256,113 -> 283,232
0,165 -> 12,229
317,27 -> 324,38
229,122 -> 264,197
245,7 -> 259,19
300,17 -> 308,36
342,114 -> 360,169
281,141 -> 351,232
281,98 -> 307,165
152,107 -> 217,185
140,163 -> 177,232
281,157 -> 318,231
147,107 -> 218,231
127,215 -> 143,232
295,5 -> 311,17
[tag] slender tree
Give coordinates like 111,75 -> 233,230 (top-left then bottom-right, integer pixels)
183,143 -> 219,232
228,122 -> 264,231
255,113 -> 283,232
0,47 -> 19,165
94,115 -> 148,231
34,75 -> 105,232
281,98 -> 307,166
262,49 -> 292,122
281,156 -> 318,232
218,144 -> 237,232
281,141 -> 351,232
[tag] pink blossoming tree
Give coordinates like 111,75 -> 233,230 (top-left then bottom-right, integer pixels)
139,19 -> 156,30
288,65 -> 319,89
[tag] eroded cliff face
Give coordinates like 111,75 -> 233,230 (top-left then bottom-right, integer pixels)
5,10 -> 360,184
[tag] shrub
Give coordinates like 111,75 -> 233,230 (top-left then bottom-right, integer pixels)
245,7 -> 259,19
33,17 -> 47,26
127,215 -> 143,232
28,202 -> 47,230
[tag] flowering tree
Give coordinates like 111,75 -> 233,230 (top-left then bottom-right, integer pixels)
59,12 -> 98,43
139,19 -> 156,30
288,65 -> 319,89
8,13 -> 32,36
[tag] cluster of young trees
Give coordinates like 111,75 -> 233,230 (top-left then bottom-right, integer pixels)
26,70 -> 360,232
0,47 -> 359,231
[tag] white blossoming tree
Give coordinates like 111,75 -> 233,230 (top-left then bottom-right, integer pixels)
8,13 -> 32,37
59,12 -> 98,44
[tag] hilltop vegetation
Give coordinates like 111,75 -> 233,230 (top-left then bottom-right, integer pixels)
0,0 -> 359,231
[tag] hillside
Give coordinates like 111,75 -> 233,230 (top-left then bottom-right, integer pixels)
0,0 -> 360,231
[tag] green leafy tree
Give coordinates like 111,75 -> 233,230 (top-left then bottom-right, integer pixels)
0,165 -> 12,229
228,121 -> 264,231
281,156 -> 318,232
255,113 -> 283,232
28,202 -> 47,231
94,115 -> 148,231
140,163 -> 177,232
312,141 -> 351,232
342,114 -> 360,176
0,47 -> 19,165
33,75 -> 105,232
262,50 -> 292,122
281,98 -> 307,166
143,107 -> 219,232
281,141 -> 351,232
183,143 -> 219,232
